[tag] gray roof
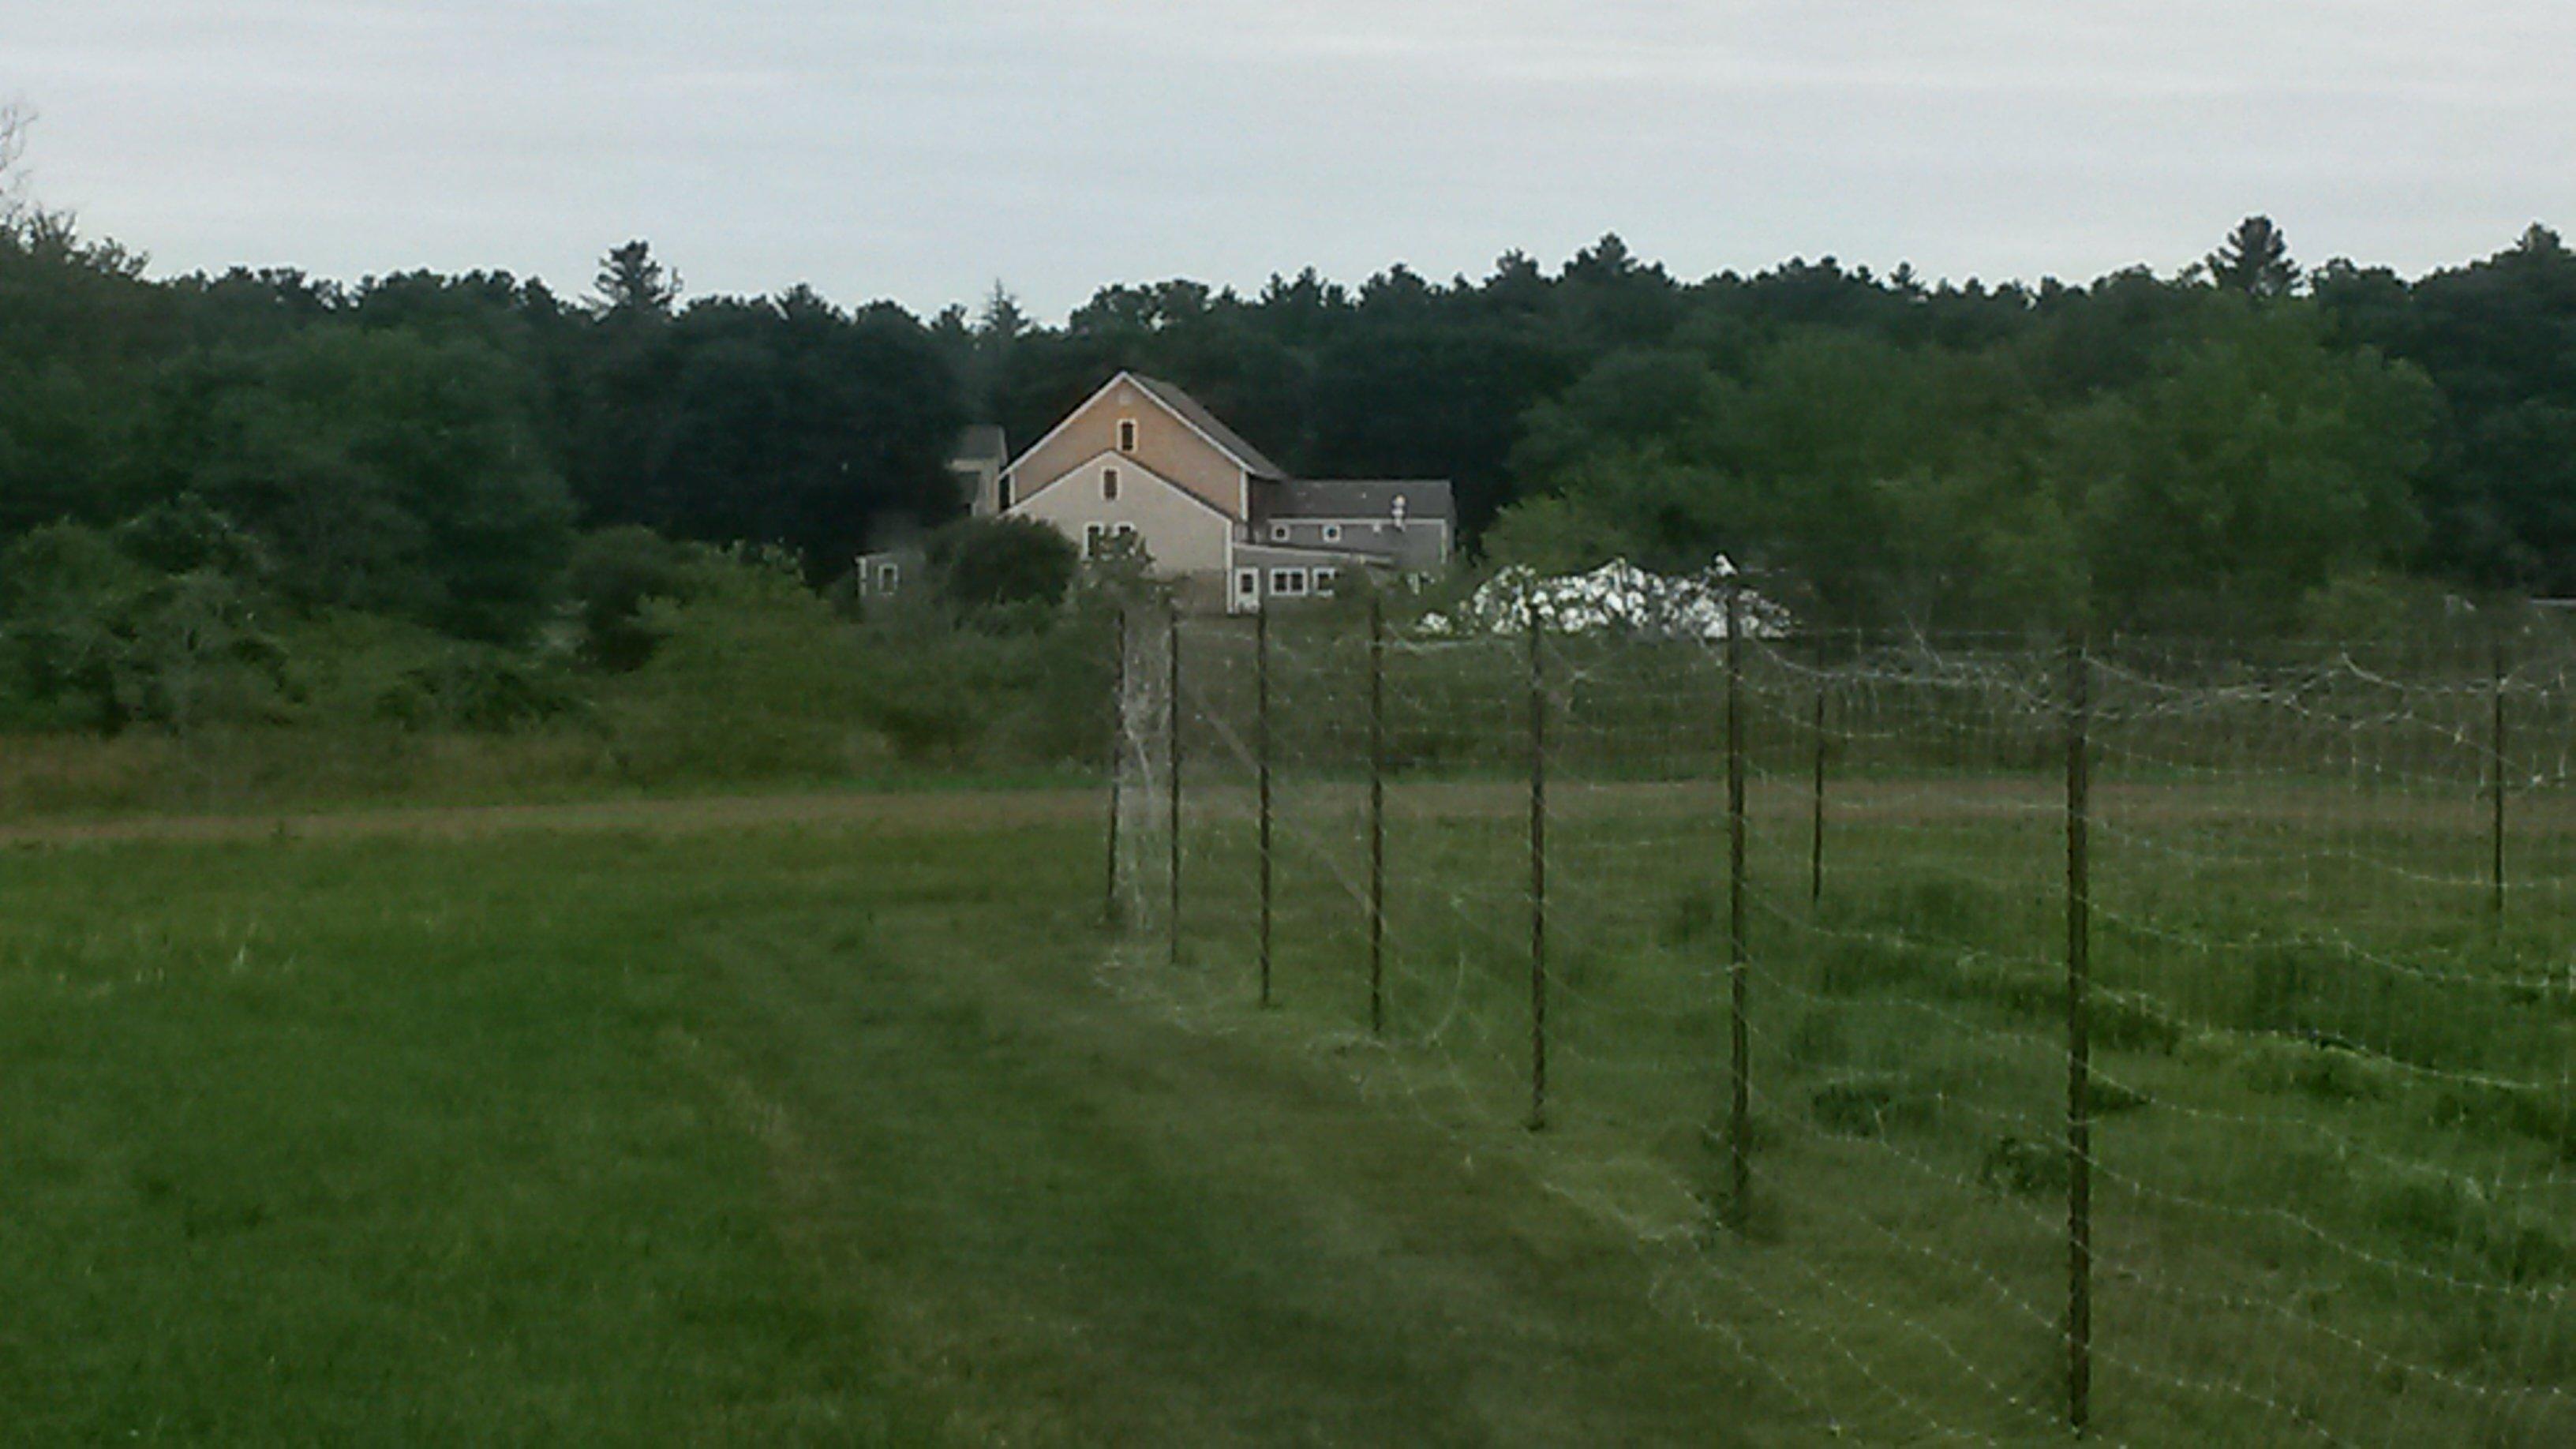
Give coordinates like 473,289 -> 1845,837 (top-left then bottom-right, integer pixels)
1266,479 -> 1455,522
1130,374 -> 1290,480
949,424 -> 1009,466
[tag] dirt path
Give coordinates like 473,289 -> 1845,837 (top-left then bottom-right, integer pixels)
690,857 -> 1795,1446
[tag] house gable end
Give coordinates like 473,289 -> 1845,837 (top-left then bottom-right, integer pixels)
1001,372 -> 1256,519
1004,449 -> 1234,523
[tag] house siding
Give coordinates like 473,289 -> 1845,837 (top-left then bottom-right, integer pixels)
1009,453 -> 1236,576
1255,518 -> 1450,571
1006,378 -> 1246,519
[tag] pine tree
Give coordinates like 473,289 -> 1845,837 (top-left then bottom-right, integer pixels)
2207,216 -> 2301,298
592,240 -> 681,316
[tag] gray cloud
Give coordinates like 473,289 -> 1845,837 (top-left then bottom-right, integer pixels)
6,1 -> 2570,317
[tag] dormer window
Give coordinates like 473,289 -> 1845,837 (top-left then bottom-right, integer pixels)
1118,418 -> 1138,453
1103,468 -> 1120,500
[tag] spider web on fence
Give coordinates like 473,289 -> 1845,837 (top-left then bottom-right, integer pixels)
1098,601 -> 2576,1447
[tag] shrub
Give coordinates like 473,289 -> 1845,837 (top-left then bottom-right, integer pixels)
924,516 -> 1077,616
597,549 -> 869,782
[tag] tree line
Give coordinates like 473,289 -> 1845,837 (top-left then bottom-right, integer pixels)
6,99 -> 2576,733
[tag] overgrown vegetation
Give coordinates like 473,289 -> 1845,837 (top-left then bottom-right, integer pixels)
9,103 -> 2576,798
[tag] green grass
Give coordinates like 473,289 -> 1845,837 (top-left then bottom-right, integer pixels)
0,803 -> 1802,1445
16,730 -> 2576,1443
1150,768 -> 2576,1445
0,724 -> 1099,825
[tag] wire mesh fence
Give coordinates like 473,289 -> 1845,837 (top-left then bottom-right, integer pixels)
1100,599 -> 2576,1446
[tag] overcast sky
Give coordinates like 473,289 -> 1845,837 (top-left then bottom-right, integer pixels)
7,2 -> 2571,320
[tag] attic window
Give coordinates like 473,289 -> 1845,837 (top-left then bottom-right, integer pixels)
1118,418 -> 1138,453
1321,524 -> 1342,543
1103,468 -> 1120,500
1270,523 -> 1290,542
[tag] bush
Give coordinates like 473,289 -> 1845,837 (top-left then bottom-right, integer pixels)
924,516 -> 1077,616
597,549 -> 870,782
281,612 -> 579,732
0,520 -> 288,732
567,526 -> 697,671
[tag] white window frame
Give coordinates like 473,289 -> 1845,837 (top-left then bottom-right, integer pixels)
1237,569 -> 1258,598
1313,567 -> 1338,593
1269,568 -> 1308,597
1102,467 -> 1120,500
1322,523 -> 1342,543
1269,523 -> 1290,542
877,562 -> 900,592
1084,522 -> 1105,556
1113,522 -> 1136,541
1118,417 -> 1138,453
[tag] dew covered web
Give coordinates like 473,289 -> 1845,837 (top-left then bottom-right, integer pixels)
1099,600 -> 2576,1446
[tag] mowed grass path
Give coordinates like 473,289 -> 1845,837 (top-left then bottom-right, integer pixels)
0,796 -> 1785,1444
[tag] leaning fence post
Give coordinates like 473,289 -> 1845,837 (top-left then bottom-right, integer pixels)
1167,605 -> 1183,969
1105,608 -> 1126,927
1368,592 -> 1387,1037
1527,594 -> 1549,1133
2064,631 -> 2095,1435
1725,585 -> 1751,1227
1257,601 -> 1274,1006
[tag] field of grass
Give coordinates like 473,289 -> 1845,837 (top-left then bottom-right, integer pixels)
10,619 -> 2574,1444
0,792 -> 1810,1445
0,724 -> 1098,826
1129,620 -> 2576,1446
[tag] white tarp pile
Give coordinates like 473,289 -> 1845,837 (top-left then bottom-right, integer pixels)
1420,556 -> 1791,641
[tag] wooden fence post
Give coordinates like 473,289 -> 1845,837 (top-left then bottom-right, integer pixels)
1257,601 -> 1274,1005
2065,633 -> 2095,1435
1527,596 -> 1548,1133
1104,608 -> 1125,927
1369,593 -> 1387,1036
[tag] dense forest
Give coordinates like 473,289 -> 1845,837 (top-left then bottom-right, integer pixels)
6,101 -> 2576,750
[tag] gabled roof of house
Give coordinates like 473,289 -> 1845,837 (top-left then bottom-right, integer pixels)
1266,479 -> 1455,522
1128,373 -> 1290,481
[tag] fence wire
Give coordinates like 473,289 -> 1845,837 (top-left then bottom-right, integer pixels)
1101,603 -> 2576,1446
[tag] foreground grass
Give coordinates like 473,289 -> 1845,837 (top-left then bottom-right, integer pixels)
0,803 -> 1795,1444
0,832 -> 913,1443
1153,767 -> 2576,1444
